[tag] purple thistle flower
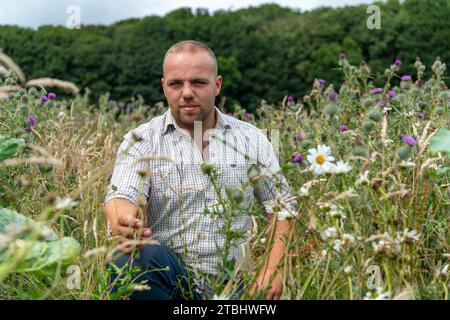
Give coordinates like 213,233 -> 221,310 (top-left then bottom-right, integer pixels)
294,134 -> 302,142
245,112 -> 252,120
377,100 -> 386,107
340,125 -> 348,132
27,114 -> 37,126
394,59 -> 402,66
292,153 -> 303,163
416,113 -> 425,119
371,88 -> 383,94
25,114 -> 37,132
402,135 -> 417,146
318,79 -> 325,85
287,96 -> 294,103
328,91 -> 339,101
41,95 -> 48,103
339,53 -> 347,60
47,92 -> 56,99
388,90 -> 397,98
401,75 -> 412,81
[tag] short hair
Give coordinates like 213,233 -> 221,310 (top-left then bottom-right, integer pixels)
162,40 -> 218,77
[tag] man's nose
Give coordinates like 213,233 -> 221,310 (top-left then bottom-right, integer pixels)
182,83 -> 194,100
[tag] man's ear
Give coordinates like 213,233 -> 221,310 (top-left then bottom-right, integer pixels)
215,75 -> 222,96
161,77 -> 166,96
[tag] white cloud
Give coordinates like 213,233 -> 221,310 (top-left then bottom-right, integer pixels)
0,0 -> 373,29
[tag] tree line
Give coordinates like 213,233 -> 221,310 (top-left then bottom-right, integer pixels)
0,0 -> 449,111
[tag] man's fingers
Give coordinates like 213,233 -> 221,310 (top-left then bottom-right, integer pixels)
140,228 -> 152,238
118,215 -> 143,229
116,225 -> 138,238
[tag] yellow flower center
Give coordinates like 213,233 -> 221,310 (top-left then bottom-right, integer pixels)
316,154 -> 326,165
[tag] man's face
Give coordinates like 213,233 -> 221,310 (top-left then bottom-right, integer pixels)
161,51 -> 222,128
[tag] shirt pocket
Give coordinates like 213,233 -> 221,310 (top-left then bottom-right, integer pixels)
216,162 -> 254,210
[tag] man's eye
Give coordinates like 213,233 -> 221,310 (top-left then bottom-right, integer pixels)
169,83 -> 181,87
193,81 -> 206,85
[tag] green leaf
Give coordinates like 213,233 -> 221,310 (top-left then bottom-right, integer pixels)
430,128 -> 450,156
0,135 -> 23,161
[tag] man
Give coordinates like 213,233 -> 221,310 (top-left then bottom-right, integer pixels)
103,40 -> 297,300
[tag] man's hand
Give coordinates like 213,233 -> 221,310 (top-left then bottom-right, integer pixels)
112,215 -> 152,242
104,198 -> 152,254
249,266 -> 284,300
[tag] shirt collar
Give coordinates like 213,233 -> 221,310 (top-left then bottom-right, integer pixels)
163,106 -> 231,135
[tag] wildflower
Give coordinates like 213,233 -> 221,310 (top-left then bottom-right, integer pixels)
41,95 -> 48,103
287,96 -> 294,103
245,112 -> 252,120
416,113 -> 425,119
402,135 -> 417,146
307,144 -> 335,175
276,209 -> 297,220
318,79 -> 325,85
340,125 -> 348,132
364,288 -> 390,300
388,90 -> 396,98
342,233 -> 356,247
339,53 -> 347,59
108,100 -> 116,106
332,239 -> 343,253
212,293 -> 229,300
327,204 -> 347,219
331,160 -> 352,174
355,170 -> 370,186
377,100 -> 386,108
47,92 -> 56,99
294,134 -> 303,142
260,237 -> 266,244
370,233 -> 401,257
394,59 -> 402,66
397,228 -> 420,244
55,196 -> 78,210
25,114 -> 37,132
292,153 -> 302,163
299,186 -> 309,198
327,91 -> 338,101
371,88 -> 383,94
344,265 -> 353,274
401,75 -> 412,81
434,262 -> 449,279
321,227 -> 338,240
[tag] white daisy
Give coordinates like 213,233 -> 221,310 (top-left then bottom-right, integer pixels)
331,160 -> 352,174
307,144 -> 335,175
55,196 -> 78,210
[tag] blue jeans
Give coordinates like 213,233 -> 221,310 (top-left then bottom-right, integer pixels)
109,243 -> 243,300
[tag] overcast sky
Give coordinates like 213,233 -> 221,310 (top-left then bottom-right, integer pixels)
0,0 -> 373,29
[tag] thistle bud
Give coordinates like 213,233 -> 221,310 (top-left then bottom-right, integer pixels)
368,109 -> 382,122
397,145 -> 412,160
353,146 -> 369,158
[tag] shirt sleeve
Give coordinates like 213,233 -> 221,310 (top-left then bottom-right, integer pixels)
103,130 -> 152,207
253,131 -> 298,217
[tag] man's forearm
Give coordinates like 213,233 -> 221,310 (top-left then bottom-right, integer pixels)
264,214 -> 290,270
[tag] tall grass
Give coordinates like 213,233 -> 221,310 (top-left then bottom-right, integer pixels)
0,56 -> 448,300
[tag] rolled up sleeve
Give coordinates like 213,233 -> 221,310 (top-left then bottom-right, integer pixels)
103,130 -> 151,207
